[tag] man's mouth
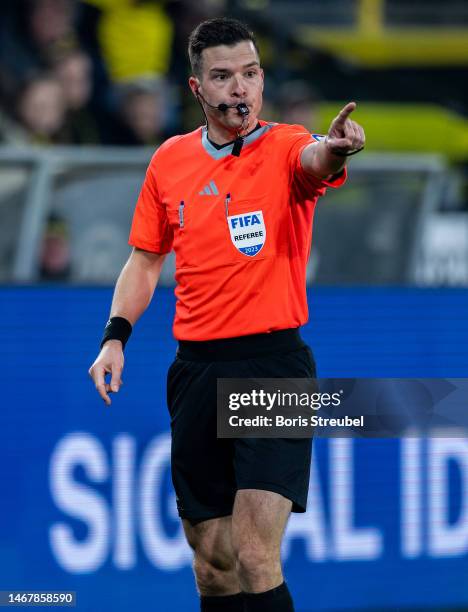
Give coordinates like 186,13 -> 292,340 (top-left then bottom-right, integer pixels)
225,103 -> 249,113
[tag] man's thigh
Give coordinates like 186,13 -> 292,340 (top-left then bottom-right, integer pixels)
223,346 -> 315,513
183,515 -> 235,560
167,358 -> 237,521
167,344 -> 315,521
231,489 -> 292,554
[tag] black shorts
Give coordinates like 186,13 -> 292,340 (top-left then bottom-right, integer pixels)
166,328 -> 316,522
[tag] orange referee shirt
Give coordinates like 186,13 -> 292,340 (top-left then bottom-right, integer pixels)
129,120 -> 347,340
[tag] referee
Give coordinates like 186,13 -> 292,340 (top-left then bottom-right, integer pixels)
89,17 -> 365,612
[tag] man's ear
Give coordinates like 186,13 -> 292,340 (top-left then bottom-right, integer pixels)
189,76 -> 200,97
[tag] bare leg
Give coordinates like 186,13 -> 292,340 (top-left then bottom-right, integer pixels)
182,516 -> 241,597
231,489 -> 292,593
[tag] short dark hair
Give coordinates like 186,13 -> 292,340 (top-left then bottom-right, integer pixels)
188,18 -> 259,77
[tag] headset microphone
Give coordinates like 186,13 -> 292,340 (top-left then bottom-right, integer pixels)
201,97 -> 249,117
196,91 -> 250,156
216,102 -> 249,116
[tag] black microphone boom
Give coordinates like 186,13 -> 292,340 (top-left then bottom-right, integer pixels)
196,92 -> 250,157
217,102 -> 249,116
197,92 -> 249,117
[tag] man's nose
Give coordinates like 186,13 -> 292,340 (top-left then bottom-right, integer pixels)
230,75 -> 247,98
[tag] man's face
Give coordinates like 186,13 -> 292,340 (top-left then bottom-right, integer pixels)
189,40 -> 264,133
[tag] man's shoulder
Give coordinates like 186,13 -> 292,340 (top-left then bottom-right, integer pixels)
149,128 -> 203,165
267,121 -> 313,141
258,122 -> 317,159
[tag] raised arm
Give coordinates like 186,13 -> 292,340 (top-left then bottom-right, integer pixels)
300,101 -> 365,179
88,247 -> 167,405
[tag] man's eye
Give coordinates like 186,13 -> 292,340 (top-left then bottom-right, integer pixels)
215,74 -> 227,81
246,71 -> 257,77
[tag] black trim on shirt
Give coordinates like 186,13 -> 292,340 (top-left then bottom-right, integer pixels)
207,122 -> 262,150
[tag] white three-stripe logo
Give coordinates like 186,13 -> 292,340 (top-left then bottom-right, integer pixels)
199,180 -> 219,196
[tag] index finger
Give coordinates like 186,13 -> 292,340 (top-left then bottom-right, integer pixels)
335,101 -> 356,125
91,365 -> 111,405
96,383 -> 111,406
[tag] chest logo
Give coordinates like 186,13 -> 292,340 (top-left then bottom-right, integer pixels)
227,210 -> 266,257
199,180 -> 219,196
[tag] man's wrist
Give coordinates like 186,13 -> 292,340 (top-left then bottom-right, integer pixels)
101,339 -> 123,349
324,135 -> 364,158
316,141 -> 347,176
100,316 -> 132,350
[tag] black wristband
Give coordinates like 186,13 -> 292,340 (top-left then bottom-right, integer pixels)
329,145 -> 365,157
324,135 -> 365,157
100,316 -> 132,350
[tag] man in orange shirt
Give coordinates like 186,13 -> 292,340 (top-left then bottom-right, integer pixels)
89,17 -> 365,612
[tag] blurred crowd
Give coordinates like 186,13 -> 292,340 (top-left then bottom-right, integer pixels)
0,0 -> 225,146
0,0 -> 329,283
0,0 -> 323,148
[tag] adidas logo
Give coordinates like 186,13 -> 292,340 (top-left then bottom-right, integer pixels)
199,180 -> 219,196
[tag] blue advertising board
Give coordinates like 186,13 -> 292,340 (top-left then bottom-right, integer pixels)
0,287 -> 467,611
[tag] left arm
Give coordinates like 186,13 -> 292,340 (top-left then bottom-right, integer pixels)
300,101 -> 365,179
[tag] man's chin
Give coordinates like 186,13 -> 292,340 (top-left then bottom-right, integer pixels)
225,112 -> 244,123
225,113 -> 252,131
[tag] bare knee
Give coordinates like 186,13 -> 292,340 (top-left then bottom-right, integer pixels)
182,517 -> 240,596
235,545 -> 282,592
232,490 -> 291,592
193,553 -> 237,596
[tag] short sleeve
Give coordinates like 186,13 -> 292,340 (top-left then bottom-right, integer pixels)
285,127 -> 347,199
128,157 -> 173,254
